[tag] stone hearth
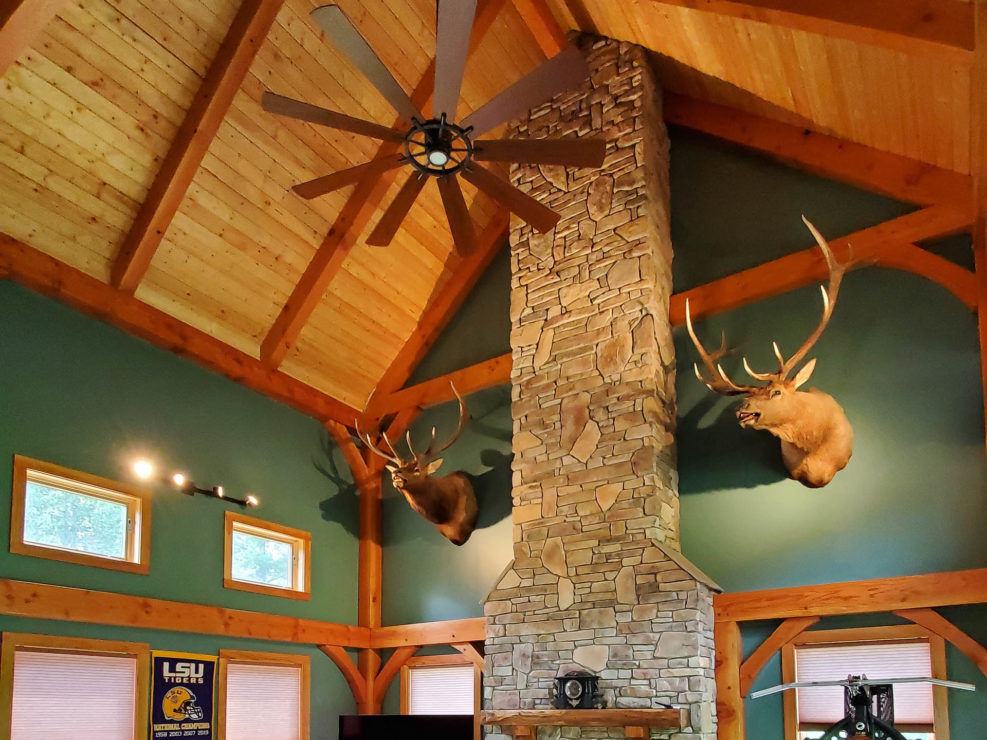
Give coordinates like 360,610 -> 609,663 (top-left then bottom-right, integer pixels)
482,37 -> 719,740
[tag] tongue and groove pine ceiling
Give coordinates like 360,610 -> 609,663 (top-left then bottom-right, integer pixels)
0,0 -> 980,420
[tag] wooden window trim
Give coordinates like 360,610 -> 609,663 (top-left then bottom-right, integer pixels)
10,455 -> 152,574
400,653 -> 482,740
0,632 -> 150,739
217,649 -> 310,740
781,624 -> 949,739
223,511 -> 311,600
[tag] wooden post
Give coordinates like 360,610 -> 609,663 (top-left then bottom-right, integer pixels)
973,0 -> 987,452
715,620 -> 745,740
357,467 -> 383,713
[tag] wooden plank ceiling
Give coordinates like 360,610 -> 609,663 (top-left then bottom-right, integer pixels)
0,0 -> 978,415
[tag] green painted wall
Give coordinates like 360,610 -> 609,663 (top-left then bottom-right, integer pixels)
0,282 -> 359,739
378,129 -> 987,728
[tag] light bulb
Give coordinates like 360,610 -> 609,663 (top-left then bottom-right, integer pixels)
171,473 -> 186,487
133,460 -> 154,480
215,486 -> 224,498
245,495 -> 259,507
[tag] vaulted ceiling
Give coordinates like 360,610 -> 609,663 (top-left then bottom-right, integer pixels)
1,0 -> 983,428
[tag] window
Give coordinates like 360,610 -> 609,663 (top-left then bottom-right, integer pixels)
782,626 -> 949,740
223,512 -> 310,600
10,455 -> 151,574
1,632 -> 149,740
401,655 -> 480,715
218,650 -> 309,740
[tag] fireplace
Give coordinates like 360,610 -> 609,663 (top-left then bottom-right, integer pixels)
482,36 -> 719,740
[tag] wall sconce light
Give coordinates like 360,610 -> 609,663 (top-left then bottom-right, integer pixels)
131,460 -> 258,507
170,473 -> 259,508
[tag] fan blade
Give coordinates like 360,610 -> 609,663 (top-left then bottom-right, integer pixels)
311,5 -> 422,124
461,45 -> 588,136
460,163 -> 559,233
437,175 -> 476,255
262,92 -> 405,142
366,173 -> 428,246
433,0 -> 477,120
473,137 -> 606,168
293,155 -> 405,200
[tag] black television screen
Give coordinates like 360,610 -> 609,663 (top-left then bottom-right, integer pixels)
339,714 -> 474,740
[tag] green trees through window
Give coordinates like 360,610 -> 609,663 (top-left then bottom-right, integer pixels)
22,482 -> 127,559
230,530 -> 293,588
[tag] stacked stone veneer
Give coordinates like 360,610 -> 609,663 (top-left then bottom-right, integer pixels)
483,37 -> 718,740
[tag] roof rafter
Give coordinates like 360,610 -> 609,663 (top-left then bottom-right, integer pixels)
0,233 -> 360,425
0,0 -> 66,76
110,0 -> 286,293
365,211 -> 510,416
373,206 -> 974,414
510,0 -> 567,56
259,0 -> 509,369
649,0 -> 974,65
664,94 -> 974,213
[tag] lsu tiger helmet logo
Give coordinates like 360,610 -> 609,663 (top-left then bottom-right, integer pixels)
162,686 -> 204,721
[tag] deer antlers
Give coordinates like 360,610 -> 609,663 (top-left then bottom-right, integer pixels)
354,382 -> 471,466
686,216 -> 849,395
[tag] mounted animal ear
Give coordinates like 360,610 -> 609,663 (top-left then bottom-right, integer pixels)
425,458 -> 443,475
793,358 -> 817,389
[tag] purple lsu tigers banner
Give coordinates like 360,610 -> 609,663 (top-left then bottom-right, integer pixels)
151,651 -> 216,739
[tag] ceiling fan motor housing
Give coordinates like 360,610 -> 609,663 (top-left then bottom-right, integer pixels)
404,115 -> 474,177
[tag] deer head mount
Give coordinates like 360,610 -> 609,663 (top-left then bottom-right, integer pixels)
686,217 -> 854,488
357,385 -> 478,545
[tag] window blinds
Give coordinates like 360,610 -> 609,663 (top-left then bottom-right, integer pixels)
225,662 -> 302,740
11,649 -> 137,740
795,641 -> 934,725
407,664 -> 475,715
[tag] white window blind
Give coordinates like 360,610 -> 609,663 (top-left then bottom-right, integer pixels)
407,664 -> 475,715
795,641 -> 934,725
10,649 -> 137,740
225,662 -> 302,740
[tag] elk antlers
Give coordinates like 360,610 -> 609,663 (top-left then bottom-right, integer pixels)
355,382 -> 471,466
686,216 -> 850,394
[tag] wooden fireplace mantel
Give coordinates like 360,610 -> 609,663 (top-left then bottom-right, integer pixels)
480,708 -> 688,737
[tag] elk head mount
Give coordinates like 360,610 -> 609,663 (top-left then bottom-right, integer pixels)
358,385 -> 477,545
686,217 -> 854,488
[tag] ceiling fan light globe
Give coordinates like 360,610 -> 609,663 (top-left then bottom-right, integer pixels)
428,150 -> 450,166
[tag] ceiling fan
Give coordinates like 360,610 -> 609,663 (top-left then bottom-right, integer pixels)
261,1 -> 606,255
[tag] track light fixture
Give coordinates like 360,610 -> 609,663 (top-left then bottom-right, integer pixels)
170,473 -> 258,508
131,460 -> 258,507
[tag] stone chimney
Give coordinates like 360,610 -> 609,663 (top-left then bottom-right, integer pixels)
482,38 -> 719,740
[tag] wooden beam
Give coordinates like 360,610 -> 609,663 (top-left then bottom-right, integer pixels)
739,616 -> 819,696
649,0 -> 974,65
371,617 -> 487,648
893,608 -> 987,676
663,95 -> 974,213
672,206 -> 973,326
0,234 -> 359,425
480,709 -> 689,728
873,243 -> 978,311
357,470 -> 383,713
714,620 -> 744,740
319,645 -> 368,705
452,641 -> 486,670
259,0 -> 508,368
510,0 -> 567,56
366,211 -> 510,414
110,0 -> 286,292
973,0 -> 987,451
0,578 -> 369,647
373,645 -> 420,700
714,568 -> 987,622
373,352 -> 513,417
0,0 -> 66,77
